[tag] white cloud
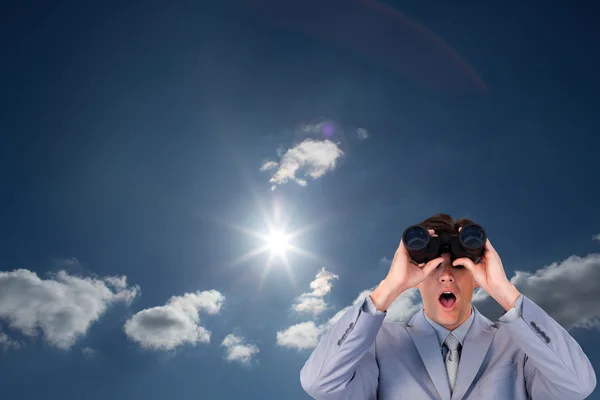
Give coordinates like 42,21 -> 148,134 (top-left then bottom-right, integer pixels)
473,253 -> 600,330
381,253 -> 600,330
260,161 -> 278,171
124,290 -> 224,351
0,269 -> 139,350
278,253 -> 600,351
276,321 -> 323,350
81,346 -> 96,358
220,334 -> 260,365
276,288 -> 375,351
357,128 -> 369,141
383,288 -> 425,322
593,233 -> 600,242
293,297 -> 327,315
0,332 -> 21,351
302,123 -> 325,134
53,257 -> 80,267
260,139 -> 344,190
379,257 -> 391,268
276,268 -> 340,350
293,268 -> 339,316
319,287 -> 422,331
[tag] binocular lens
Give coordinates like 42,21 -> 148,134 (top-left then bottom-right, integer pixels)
459,225 -> 486,249
403,226 -> 429,250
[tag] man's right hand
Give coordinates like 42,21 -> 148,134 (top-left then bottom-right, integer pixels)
370,230 -> 445,312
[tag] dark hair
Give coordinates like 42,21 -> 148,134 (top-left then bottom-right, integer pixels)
418,213 -> 476,236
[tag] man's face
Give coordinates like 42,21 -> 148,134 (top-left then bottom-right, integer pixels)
417,252 -> 478,331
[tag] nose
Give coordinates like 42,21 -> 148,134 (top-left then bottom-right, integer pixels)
438,253 -> 455,284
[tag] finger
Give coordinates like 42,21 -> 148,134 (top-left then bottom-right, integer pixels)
395,240 -> 412,264
453,257 -> 475,272
421,256 -> 445,277
483,239 -> 500,261
396,239 -> 409,256
428,229 -> 438,237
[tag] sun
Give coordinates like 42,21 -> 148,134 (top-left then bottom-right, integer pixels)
265,230 -> 290,256
214,195 -> 333,293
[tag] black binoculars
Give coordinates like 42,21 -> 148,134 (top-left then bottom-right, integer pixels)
401,223 -> 487,265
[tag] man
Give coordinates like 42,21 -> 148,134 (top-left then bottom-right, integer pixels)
300,214 -> 596,399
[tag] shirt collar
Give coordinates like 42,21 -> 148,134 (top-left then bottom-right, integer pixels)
423,306 -> 475,347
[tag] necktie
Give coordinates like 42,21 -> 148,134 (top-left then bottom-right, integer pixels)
444,333 -> 460,392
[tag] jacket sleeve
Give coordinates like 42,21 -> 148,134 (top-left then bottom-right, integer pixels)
300,296 -> 385,399
499,294 -> 596,399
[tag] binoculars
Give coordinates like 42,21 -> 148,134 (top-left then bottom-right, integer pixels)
402,223 -> 487,265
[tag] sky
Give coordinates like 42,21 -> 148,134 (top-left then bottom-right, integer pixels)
1,0 -> 600,399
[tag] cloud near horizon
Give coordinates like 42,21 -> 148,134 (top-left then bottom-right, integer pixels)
473,253 -> 600,330
0,269 -> 139,350
124,290 -> 224,351
276,252 -> 600,351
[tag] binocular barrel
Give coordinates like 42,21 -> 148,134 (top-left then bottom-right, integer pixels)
402,223 -> 487,264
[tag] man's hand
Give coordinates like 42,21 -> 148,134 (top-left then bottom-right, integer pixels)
453,234 -> 521,312
371,230 -> 444,312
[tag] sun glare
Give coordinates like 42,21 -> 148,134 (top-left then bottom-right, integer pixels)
215,195 -> 333,294
266,230 -> 289,256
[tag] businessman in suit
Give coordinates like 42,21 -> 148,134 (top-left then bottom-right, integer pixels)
300,214 -> 596,399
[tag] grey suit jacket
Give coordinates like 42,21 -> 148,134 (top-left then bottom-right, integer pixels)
300,295 -> 596,399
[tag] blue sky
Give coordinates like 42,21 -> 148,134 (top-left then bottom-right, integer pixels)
1,1 -> 599,399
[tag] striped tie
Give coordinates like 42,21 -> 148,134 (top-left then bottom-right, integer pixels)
444,333 -> 460,392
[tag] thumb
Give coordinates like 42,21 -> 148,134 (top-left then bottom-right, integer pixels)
453,257 -> 475,272
421,256 -> 444,278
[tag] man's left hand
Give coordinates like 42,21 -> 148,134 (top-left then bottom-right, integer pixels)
452,235 -> 521,312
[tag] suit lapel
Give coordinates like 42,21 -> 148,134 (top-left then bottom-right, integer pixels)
451,307 -> 497,400
407,311 -> 451,400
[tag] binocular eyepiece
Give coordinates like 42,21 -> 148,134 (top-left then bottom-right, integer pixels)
402,223 -> 487,265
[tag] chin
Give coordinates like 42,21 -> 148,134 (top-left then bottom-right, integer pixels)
434,303 -> 463,323
434,316 -> 462,331
437,310 -> 459,320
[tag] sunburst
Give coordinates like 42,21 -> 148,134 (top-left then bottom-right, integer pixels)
212,197 -> 330,292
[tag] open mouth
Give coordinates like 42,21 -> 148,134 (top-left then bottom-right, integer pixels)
439,292 -> 457,309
